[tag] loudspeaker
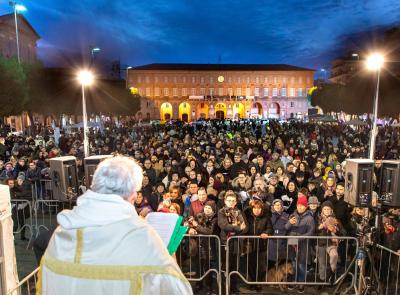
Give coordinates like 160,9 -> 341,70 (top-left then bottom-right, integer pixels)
344,159 -> 374,207
84,155 -> 113,188
379,160 -> 400,207
49,156 -> 79,201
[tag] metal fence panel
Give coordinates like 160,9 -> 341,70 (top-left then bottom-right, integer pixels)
10,199 -> 34,248
376,244 -> 400,295
33,199 -> 76,237
7,267 -> 39,295
176,234 -> 222,295
225,235 -> 358,294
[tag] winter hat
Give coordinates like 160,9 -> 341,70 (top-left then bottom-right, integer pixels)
272,199 -> 284,212
321,201 -> 333,210
308,196 -> 319,205
17,173 -> 25,181
297,194 -> 308,207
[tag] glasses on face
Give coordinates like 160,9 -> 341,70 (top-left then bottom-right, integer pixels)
225,199 -> 236,203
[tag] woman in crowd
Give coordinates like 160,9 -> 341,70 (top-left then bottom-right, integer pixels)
243,200 -> 272,291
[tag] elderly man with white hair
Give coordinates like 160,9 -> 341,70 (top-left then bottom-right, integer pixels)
37,156 -> 192,295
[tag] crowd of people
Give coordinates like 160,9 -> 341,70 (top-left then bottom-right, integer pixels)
2,119 -> 400,294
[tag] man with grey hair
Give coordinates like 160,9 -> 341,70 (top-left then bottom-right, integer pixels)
38,156 -> 192,295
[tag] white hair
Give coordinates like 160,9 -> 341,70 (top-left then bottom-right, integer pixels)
91,156 -> 143,199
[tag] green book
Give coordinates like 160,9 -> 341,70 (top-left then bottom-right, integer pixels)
146,213 -> 188,255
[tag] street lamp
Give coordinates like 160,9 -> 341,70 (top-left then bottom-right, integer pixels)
77,70 -> 94,158
126,66 -> 132,88
366,53 -> 384,160
321,68 -> 327,80
90,47 -> 101,65
9,1 -> 27,64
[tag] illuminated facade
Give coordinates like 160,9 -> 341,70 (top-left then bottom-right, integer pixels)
127,63 -> 315,121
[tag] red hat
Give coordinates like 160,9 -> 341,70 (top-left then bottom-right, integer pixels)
297,194 -> 308,207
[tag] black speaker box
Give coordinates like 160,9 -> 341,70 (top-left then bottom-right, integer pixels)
344,159 -> 374,207
379,160 -> 400,207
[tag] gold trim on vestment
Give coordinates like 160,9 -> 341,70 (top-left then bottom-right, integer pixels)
74,228 -> 84,264
37,255 -> 188,295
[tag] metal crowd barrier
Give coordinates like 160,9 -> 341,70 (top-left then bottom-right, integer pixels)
33,199 -> 76,237
10,200 -> 34,248
7,267 -> 39,295
225,235 -> 359,294
31,179 -> 53,201
376,244 -> 400,295
176,234 -> 222,295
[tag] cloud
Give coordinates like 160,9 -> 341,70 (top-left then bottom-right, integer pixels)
16,0 -> 400,69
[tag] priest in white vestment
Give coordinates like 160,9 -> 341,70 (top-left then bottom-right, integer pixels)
37,156 -> 193,295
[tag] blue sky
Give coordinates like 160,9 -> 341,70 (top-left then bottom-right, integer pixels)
1,0 -> 400,73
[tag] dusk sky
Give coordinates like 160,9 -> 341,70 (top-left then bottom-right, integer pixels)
1,0 -> 400,73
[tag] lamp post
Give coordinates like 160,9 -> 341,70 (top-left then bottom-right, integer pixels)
321,68 -> 327,81
9,1 -> 27,64
77,70 -> 94,158
125,66 -> 132,88
366,53 -> 384,160
90,47 -> 101,66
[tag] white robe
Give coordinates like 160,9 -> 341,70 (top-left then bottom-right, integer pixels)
38,190 -> 193,295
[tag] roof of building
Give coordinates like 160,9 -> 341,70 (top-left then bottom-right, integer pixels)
0,13 -> 40,39
131,63 -> 314,72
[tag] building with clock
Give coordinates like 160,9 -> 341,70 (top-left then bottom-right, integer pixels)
127,63 -> 315,121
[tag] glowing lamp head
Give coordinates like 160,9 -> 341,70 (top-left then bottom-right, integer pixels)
77,70 -> 94,86
366,53 -> 384,71
15,4 -> 27,12
217,75 -> 224,83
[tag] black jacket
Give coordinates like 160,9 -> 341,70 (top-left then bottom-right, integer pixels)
218,207 -> 247,243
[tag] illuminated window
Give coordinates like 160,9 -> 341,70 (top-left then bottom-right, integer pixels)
228,88 -> 233,96
298,88 -> 303,97
210,77 -> 214,83
255,77 -> 259,84
281,88 -> 287,97
145,87 -> 151,96
218,88 -> 224,96
182,88 -> 187,96
201,77 -> 204,84
191,88 -> 196,96
254,87 -> 259,97
272,88 -> 278,97
163,88 -> 169,97
263,88 -> 269,97
164,76 -> 168,83
236,88 -> 242,96
137,76 -> 142,83
173,77 -> 177,83
173,88 -> 177,96
264,77 -> 268,83
209,88 -> 214,96
289,88 -> 295,97
183,77 -> 186,83
200,88 -> 205,95
145,76 -> 150,83
155,76 -> 159,83
246,87 -> 251,96
154,87 -> 160,96
192,77 -> 196,84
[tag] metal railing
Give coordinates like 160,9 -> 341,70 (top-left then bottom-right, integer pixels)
176,234 -> 222,295
225,235 -> 359,294
10,199 -> 34,248
7,267 -> 39,295
376,244 -> 400,295
33,199 -> 76,236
